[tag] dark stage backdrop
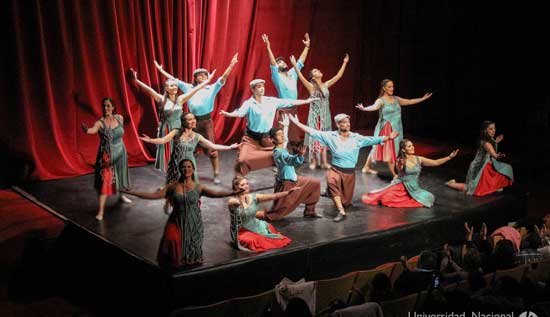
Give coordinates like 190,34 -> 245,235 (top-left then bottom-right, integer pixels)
1,0 -> 548,180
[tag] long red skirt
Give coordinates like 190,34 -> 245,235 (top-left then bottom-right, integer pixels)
473,162 -> 513,196
371,122 -> 396,163
362,182 -> 423,207
238,224 -> 291,252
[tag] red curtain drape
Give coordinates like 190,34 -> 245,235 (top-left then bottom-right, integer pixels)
3,0 -> 405,180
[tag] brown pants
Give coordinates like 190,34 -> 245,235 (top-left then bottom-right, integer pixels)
326,167 -> 356,207
194,117 -> 218,158
235,135 -> 274,175
275,107 -> 301,144
267,176 -> 321,221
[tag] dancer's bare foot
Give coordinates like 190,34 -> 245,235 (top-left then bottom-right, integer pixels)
321,163 -> 331,169
120,195 -> 132,203
95,212 -> 104,221
392,174 -> 399,180
309,161 -> 317,170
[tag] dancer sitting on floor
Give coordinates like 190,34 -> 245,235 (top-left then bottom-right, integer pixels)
362,139 -> 459,208
265,115 -> 322,221
445,120 -> 513,196
356,79 -> 432,178
288,113 -> 398,222
122,159 -> 239,268
81,97 -> 132,221
228,176 -> 295,252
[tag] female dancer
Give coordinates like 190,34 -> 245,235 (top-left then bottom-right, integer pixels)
446,121 -> 513,196
289,53 -> 349,169
140,112 -> 239,183
155,54 -> 238,183
81,97 -> 131,221
356,79 -> 432,178
130,69 -> 214,171
122,159 -> 238,268
228,176 -> 294,252
362,139 -> 458,208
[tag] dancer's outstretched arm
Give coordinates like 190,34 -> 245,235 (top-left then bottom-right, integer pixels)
131,69 -> 163,103
482,142 -> 505,160
288,114 -> 318,135
419,149 -> 459,167
355,100 -> 384,112
262,34 -> 278,66
298,33 -> 311,64
397,93 -> 432,106
198,135 -> 240,151
220,53 -> 239,84
325,54 -> 349,88
289,55 -> 314,94
200,185 -> 242,198
139,129 -> 178,145
256,187 -> 301,203
81,121 -> 102,135
154,60 -> 177,81
121,186 -> 169,200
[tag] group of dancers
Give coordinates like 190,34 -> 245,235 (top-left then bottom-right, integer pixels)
81,34 -> 514,268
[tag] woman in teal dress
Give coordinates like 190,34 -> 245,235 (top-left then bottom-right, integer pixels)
82,97 -> 132,221
140,112 -> 239,183
290,54 -> 349,170
356,79 -> 432,178
446,121 -> 513,196
363,139 -> 458,208
130,69 -> 214,171
227,176 -> 295,252
122,159 -> 238,268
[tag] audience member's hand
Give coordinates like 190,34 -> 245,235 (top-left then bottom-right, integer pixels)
464,222 -> 474,241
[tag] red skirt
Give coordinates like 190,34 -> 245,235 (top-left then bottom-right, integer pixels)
158,222 -> 183,267
372,122 -> 396,162
238,224 -> 291,252
473,162 -> 513,196
100,151 -> 115,195
362,182 -> 423,207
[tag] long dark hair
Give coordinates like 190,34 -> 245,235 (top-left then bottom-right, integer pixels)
178,158 -> 196,183
101,97 -> 116,117
378,79 -> 393,98
396,138 -> 411,172
308,69 -> 325,98
478,120 -> 496,148
180,112 -> 195,129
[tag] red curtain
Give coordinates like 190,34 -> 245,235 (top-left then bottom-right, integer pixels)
3,0 -> 403,180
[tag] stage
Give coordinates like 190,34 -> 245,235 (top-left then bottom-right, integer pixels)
14,147 -> 528,314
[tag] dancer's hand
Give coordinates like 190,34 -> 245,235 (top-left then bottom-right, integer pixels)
288,114 -> 300,124
205,69 -> 216,83
229,143 -> 241,149
496,153 -> 506,160
81,123 -> 88,133
481,222 -> 487,240
303,33 -> 311,48
130,68 -> 137,80
278,114 -> 290,127
230,53 -> 239,66
288,186 -> 302,194
343,53 -> 350,63
219,110 -> 230,117
154,60 -> 163,70
422,92 -> 433,101
355,103 -> 367,111
495,134 -> 504,143
289,55 -> 297,67
140,134 -> 152,143
464,222 -> 474,241
449,149 -> 459,159
307,97 -> 320,103
261,34 -> 270,47
388,131 -> 400,140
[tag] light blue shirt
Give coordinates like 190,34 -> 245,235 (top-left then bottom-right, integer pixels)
177,78 -> 224,116
232,96 -> 296,133
309,131 -> 385,168
270,60 -> 304,99
273,147 -> 304,182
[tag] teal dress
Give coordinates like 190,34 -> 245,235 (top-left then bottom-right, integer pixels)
370,97 -> 403,161
155,98 -> 182,172
158,184 -> 203,267
229,194 -> 291,252
94,115 -> 130,194
304,84 -> 332,157
465,141 -> 514,195
396,156 -> 434,207
165,132 -> 201,184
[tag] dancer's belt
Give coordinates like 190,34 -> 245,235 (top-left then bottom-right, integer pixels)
246,128 -> 269,141
276,178 -> 297,183
195,113 -> 211,121
331,165 -> 355,174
